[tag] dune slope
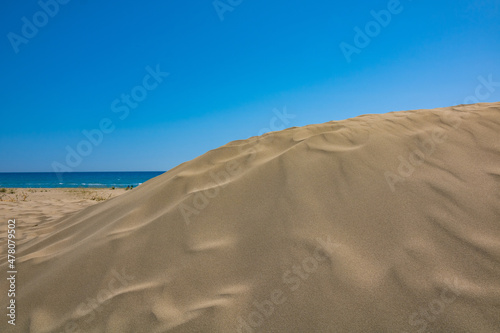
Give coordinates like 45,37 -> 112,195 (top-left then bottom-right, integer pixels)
2,102 -> 500,333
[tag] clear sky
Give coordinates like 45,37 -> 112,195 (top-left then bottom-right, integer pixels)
1,0 -> 499,172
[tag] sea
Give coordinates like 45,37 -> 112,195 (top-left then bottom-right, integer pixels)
0,172 -> 165,188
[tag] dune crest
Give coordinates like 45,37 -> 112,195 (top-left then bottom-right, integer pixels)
2,102 -> 500,332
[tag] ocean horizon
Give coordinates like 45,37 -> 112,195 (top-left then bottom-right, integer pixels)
0,171 -> 165,188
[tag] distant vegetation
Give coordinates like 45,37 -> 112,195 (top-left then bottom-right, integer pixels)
66,189 -> 113,202
0,190 -> 29,202
90,193 -> 112,202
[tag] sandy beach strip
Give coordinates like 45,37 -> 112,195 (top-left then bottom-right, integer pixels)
0,188 -> 127,249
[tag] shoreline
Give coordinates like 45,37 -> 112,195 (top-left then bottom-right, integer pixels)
0,185 -> 141,190
0,171 -> 165,190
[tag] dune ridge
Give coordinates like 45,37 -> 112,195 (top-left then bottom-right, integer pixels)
1,102 -> 500,332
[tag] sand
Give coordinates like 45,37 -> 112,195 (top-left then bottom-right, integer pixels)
1,102 -> 499,332
0,188 -> 127,249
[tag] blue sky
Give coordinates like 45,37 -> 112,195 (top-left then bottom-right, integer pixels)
1,0 -> 499,172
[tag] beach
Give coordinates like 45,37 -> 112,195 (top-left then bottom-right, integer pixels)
3,0 -> 498,331
0,188 -> 127,248
0,102 -> 499,332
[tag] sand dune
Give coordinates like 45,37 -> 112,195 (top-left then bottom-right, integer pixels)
1,102 -> 500,332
